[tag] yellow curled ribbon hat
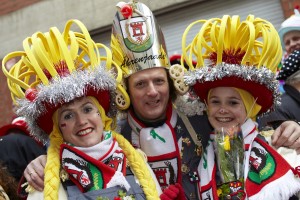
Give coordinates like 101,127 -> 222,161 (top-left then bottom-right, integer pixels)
2,19 -> 129,144
182,15 -> 282,114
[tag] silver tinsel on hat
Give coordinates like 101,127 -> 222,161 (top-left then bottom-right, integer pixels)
16,65 -> 117,144
174,90 -> 206,116
184,63 -> 281,114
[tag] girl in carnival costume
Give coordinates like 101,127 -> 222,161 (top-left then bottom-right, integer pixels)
173,15 -> 300,199
2,19 -> 162,200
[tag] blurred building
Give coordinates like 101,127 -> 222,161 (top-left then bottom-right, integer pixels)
0,0 -> 297,126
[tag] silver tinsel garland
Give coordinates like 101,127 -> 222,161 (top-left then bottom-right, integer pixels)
174,90 -> 206,117
16,65 -> 117,144
184,63 -> 281,114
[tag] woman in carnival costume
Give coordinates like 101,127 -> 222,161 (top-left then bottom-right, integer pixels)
2,19 -> 162,200
175,15 -> 300,199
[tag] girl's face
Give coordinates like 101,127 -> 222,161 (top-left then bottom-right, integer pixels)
207,87 -> 247,130
58,97 -> 103,147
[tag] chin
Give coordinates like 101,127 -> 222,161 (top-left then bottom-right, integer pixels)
213,122 -> 235,130
147,112 -> 164,121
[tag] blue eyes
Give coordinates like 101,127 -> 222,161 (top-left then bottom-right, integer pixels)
83,107 -> 93,113
64,114 -> 72,120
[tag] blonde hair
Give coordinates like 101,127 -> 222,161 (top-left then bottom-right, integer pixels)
44,114 -> 63,200
43,97 -> 159,199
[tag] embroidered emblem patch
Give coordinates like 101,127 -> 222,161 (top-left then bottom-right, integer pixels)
248,144 -> 276,184
120,16 -> 153,52
189,171 -> 200,183
150,159 -> 178,190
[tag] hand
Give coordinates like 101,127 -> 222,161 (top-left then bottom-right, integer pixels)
271,121 -> 300,154
159,183 -> 186,200
23,154 -> 47,191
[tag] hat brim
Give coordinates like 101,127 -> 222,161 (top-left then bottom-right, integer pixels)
0,124 -> 29,137
192,76 -> 274,114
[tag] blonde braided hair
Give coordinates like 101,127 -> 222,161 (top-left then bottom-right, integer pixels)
43,111 -> 63,200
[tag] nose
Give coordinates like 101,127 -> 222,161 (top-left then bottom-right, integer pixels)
76,113 -> 87,126
147,82 -> 158,96
290,39 -> 297,46
289,39 -> 299,51
218,108 -> 227,114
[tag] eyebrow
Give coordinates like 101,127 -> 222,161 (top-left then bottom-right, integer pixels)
59,101 -> 93,115
209,96 -> 241,100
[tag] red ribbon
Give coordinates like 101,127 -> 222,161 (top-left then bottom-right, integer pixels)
292,166 -> 300,177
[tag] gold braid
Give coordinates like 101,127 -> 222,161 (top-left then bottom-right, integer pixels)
44,113 -> 63,200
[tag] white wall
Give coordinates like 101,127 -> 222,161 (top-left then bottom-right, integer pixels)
0,0 -> 194,59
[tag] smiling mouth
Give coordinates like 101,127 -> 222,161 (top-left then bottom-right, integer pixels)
77,128 -> 93,136
216,117 -> 233,122
147,99 -> 159,106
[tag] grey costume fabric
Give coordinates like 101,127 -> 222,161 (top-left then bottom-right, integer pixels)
259,84 -> 300,129
259,49 -> 300,129
65,175 -> 145,200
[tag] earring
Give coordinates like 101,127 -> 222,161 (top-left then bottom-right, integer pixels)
97,112 -> 100,116
115,84 -> 130,110
169,64 -> 189,95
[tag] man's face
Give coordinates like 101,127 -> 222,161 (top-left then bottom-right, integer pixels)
128,68 -> 170,122
283,30 -> 300,55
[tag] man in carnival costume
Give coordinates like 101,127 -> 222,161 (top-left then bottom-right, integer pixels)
179,14 -> 300,199
111,1 -> 211,199
2,19 -> 163,200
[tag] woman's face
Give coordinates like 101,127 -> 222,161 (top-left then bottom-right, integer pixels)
58,97 -> 103,147
207,87 -> 247,130
128,67 -> 170,122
